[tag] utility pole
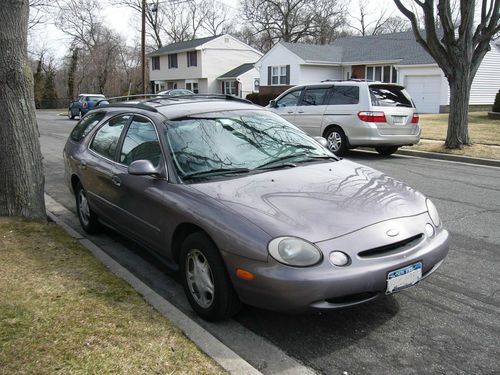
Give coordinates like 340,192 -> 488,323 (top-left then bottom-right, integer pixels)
141,0 -> 147,94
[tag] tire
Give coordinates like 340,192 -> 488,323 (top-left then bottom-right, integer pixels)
180,232 -> 241,321
324,126 -> 348,156
75,183 -> 101,234
79,110 -> 83,119
375,146 -> 399,156
68,109 -> 75,120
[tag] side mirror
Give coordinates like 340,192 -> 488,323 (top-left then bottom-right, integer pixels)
269,99 -> 277,108
314,136 -> 328,148
128,160 -> 159,176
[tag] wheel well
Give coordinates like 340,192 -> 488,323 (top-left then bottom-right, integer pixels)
71,174 -> 80,194
322,124 -> 343,138
171,223 -> 207,264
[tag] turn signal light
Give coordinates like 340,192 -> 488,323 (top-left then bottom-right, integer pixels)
358,111 -> 386,123
236,268 -> 255,280
411,113 -> 419,124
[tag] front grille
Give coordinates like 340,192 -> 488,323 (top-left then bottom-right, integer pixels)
358,234 -> 423,258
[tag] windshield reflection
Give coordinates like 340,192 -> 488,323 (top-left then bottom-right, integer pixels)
165,110 -> 334,180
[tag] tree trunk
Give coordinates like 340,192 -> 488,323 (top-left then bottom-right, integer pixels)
445,74 -> 472,149
0,0 -> 46,219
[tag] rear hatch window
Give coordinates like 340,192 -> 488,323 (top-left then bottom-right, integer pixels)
369,85 -> 413,108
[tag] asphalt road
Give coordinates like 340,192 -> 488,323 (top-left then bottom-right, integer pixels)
37,110 -> 500,375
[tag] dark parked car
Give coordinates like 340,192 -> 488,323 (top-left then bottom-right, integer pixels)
63,95 -> 449,320
68,94 -> 106,119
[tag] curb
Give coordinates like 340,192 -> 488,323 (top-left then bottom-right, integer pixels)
45,194 -> 262,375
395,149 -> 500,167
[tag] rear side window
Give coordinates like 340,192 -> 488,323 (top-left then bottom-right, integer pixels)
300,88 -> 329,106
70,112 -> 106,142
369,85 -> 413,107
90,115 -> 130,160
327,86 -> 359,105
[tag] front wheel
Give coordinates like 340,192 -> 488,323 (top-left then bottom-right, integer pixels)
75,183 -> 101,234
180,232 -> 240,321
324,127 -> 348,156
375,146 -> 399,156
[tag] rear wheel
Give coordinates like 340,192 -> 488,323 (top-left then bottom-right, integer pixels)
68,109 -> 75,120
324,127 -> 348,156
180,232 -> 240,321
375,146 -> 399,156
75,183 -> 100,234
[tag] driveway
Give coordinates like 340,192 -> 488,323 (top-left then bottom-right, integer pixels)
38,110 -> 500,374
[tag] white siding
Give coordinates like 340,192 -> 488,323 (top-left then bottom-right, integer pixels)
468,44 -> 500,105
298,65 -> 342,84
238,68 -> 260,98
255,44 -> 304,86
150,51 -> 202,81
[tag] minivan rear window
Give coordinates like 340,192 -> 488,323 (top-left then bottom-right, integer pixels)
369,85 -> 413,107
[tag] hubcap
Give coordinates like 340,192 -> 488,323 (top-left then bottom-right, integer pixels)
185,249 -> 214,308
78,190 -> 90,226
327,131 -> 342,152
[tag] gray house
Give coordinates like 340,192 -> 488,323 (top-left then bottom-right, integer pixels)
255,31 -> 500,113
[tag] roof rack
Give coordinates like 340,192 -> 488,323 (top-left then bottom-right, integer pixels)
320,79 -> 379,83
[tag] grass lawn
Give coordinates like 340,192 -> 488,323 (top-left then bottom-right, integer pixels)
0,218 -> 225,375
419,112 -> 500,146
403,140 -> 500,160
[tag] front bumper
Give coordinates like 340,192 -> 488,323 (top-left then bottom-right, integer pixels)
223,213 -> 449,312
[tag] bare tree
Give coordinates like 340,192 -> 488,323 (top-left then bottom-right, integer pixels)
378,15 -> 411,34
0,0 -> 46,218
349,0 -> 395,36
393,0 -> 500,149
29,0 -> 53,29
200,0 -> 235,36
241,0 -> 346,47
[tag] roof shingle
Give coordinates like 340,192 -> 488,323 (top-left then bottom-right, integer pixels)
217,63 -> 255,79
149,35 -> 220,56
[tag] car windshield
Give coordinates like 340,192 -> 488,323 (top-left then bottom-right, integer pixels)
369,85 -> 413,107
165,110 -> 335,181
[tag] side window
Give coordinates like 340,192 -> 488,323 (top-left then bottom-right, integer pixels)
70,112 -> 106,142
119,116 -> 162,167
78,96 -> 84,103
90,115 -> 130,160
276,89 -> 302,107
327,86 -> 360,105
300,88 -> 329,106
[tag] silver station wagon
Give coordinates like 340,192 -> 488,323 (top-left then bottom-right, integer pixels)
64,95 -> 448,321
268,81 -> 421,156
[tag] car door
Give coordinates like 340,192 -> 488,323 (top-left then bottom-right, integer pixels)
322,85 -> 361,140
113,115 -> 166,250
84,114 -> 132,226
293,86 -> 331,136
271,88 -> 303,124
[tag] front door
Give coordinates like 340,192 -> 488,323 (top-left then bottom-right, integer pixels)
293,86 -> 330,136
272,88 -> 303,124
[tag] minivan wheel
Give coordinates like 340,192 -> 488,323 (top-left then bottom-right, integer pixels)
75,183 -> 100,234
324,127 -> 348,156
180,232 -> 240,321
68,109 -> 75,120
375,146 -> 399,156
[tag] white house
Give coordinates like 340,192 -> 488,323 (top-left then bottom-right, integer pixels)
149,35 -> 262,97
255,32 -> 500,113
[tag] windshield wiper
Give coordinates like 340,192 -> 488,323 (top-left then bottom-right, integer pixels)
256,153 -> 308,169
182,167 -> 250,180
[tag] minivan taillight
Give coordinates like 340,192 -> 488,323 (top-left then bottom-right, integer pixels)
411,113 -> 419,124
358,111 -> 386,123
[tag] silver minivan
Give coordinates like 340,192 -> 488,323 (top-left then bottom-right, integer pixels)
268,81 -> 421,155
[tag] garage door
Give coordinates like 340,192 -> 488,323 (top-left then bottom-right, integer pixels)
405,75 -> 441,113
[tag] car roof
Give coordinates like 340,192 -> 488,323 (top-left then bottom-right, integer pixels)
79,93 -> 106,97
97,95 -> 262,120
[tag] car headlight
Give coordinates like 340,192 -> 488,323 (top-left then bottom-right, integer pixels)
268,237 -> 323,267
426,199 -> 441,227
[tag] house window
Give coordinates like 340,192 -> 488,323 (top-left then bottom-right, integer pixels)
185,80 -> 199,94
168,54 -> 178,69
366,65 -> 398,83
152,56 -> 160,70
271,66 -> 287,85
187,51 -> 197,67
167,82 -> 177,90
254,78 -> 260,92
223,81 -> 238,96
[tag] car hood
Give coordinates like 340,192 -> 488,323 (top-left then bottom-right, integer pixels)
190,160 -> 428,243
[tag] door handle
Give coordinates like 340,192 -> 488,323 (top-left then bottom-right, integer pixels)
297,111 -> 304,113
287,110 -> 294,114
111,176 -> 121,187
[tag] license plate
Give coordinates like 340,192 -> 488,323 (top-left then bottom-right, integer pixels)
392,116 -> 406,125
386,261 -> 422,294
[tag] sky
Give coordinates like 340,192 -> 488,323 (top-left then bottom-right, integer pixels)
28,0 -> 402,62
